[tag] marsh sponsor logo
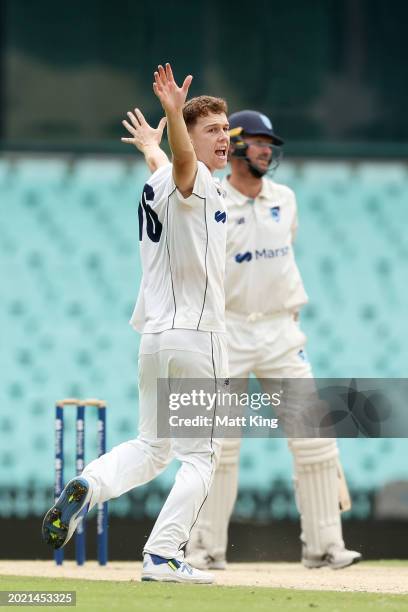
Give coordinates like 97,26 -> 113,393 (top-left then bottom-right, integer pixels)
235,247 -> 289,263
235,251 -> 253,263
255,246 -> 290,259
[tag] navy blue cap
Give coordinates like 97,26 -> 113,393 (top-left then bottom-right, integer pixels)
228,110 -> 284,146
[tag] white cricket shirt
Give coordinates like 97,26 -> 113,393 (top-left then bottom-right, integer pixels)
130,162 -> 227,333
223,175 -> 308,316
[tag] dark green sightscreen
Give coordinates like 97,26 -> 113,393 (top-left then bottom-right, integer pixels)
1,0 -> 408,154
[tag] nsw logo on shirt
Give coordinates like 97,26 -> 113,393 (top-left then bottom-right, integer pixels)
235,251 -> 252,263
215,210 -> 227,223
270,206 -> 281,222
298,349 -> 308,362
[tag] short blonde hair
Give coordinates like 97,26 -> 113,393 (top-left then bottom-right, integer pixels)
183,96 -> 228,129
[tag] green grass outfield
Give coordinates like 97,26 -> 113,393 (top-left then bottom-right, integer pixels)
1,573 -> 408,612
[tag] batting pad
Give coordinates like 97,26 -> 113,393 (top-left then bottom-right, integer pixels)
289,438 -> 344,556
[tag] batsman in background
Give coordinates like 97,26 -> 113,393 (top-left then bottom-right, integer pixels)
123,108 -> 361,571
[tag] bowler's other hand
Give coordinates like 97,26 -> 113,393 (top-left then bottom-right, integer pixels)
121,108 -> 166,152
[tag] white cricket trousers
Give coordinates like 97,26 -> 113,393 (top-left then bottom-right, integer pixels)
188,311 -> 345,560
83,328 -> 228,559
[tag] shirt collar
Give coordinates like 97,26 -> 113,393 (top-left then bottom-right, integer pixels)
221,175 -> 275,206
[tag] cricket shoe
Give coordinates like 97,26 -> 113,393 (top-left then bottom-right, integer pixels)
185,549 -> 227,570
42,478 -> 91,550
302,544 -> 362,570
208,557 -> 227,570
141,553 -> 214,583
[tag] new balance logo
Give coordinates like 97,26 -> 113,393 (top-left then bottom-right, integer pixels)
235,252 -> 252,263
181,563 -> 193,575
215,210 -> 227,223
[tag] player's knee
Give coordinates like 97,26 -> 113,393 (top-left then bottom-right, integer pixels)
189,452 -> 218,492
135,436 -> 171,466
218,438 -> 241,466
289,438 -> 338,464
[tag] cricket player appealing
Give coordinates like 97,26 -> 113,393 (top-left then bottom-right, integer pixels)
126,108 -> 361,571
42,63 -> 230,584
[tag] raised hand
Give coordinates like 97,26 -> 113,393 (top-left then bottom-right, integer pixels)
153,63 -> 193,116
121,108 -> 167,152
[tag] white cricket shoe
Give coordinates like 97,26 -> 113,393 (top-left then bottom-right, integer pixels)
185,549 -> 227,571
302,544 -> 362,570
141,553 -> 214,583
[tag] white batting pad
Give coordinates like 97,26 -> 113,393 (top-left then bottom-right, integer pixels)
289,438 -> 344,556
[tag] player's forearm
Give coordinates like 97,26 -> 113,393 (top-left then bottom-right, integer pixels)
143,144 -> 169,173
166,109 -> 195,163
166,109 -> 197,194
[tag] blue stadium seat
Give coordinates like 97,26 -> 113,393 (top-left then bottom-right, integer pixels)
2,155 -> 407,519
